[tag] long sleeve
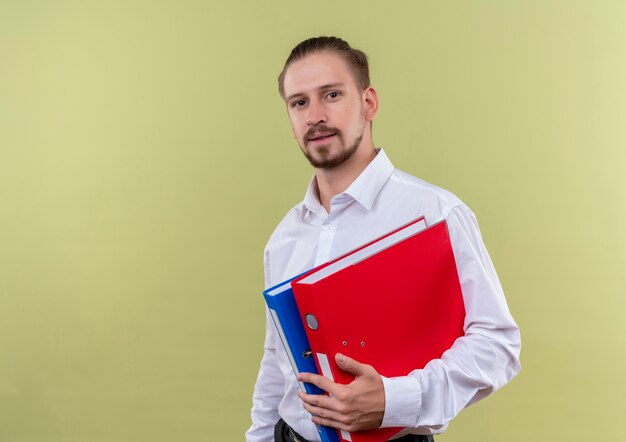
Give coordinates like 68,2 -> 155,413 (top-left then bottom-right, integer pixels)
246,252 -> 285,442
380,204 -> 521,432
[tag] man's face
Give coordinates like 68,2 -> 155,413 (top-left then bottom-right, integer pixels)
282,51 -> 368,169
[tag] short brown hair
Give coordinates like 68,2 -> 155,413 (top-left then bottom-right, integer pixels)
278,36 -> 370,99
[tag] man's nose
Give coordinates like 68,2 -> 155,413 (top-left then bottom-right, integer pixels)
305,100 -> 327,126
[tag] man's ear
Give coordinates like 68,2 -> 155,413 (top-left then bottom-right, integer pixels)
363,86 -> 379,122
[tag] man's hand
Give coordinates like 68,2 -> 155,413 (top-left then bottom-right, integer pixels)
297,353 -> 385,432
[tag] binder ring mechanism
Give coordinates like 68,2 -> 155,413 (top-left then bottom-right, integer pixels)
303,314 -> 317,359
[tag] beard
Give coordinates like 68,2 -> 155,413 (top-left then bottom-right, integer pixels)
300,124 -> 364,170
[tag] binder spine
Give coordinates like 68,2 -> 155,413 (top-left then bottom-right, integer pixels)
264,284 -> 340,442
291,281 -> 338,386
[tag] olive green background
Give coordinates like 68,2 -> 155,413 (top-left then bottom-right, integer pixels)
1,1 -> 624,441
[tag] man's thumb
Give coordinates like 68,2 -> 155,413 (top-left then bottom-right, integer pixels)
335,353 -> 367,376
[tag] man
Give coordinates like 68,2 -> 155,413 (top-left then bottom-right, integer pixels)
246,36 -> 521,442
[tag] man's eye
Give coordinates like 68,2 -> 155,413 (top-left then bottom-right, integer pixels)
327,91 -> 340,99
293,99 -> 306,107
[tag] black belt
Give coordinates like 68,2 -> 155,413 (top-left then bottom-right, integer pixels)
287,425 -> 306,442
274,418 -> 307,442
275,418 -> 434,442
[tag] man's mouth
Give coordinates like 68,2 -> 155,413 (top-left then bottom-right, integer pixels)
308,132 -> 336,143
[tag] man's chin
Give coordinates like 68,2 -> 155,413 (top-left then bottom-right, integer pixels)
305,150 -> 352,170
301,135 -> 361,169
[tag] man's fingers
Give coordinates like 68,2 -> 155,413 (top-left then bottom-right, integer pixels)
298,390 -> 333,409
301,400 -> 358,431
309,413 -> 355,432
298,372 -> 341,395
300,400 -> 349,425
298,389 -> 349,413
312,415 -> 349,431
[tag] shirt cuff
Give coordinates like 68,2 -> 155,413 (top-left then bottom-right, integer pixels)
380,375 -> 421,428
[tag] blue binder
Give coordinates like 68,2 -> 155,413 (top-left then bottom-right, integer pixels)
264,274 -> 340,442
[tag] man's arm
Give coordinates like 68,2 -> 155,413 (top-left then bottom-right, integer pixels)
246,309 -> 285,441
246,252 -> 285,442
299,204 -> 521,432
379,204 -> 521,430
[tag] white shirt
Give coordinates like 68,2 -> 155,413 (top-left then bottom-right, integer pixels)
246,149 -> 521,441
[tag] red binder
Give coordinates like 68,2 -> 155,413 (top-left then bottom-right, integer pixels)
291,219 -> 466,442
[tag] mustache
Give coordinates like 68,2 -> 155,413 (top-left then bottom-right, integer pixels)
305,125 -> 342,141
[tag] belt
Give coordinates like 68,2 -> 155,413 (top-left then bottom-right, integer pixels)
280,419 -> 434,442
287,425 -> 306,442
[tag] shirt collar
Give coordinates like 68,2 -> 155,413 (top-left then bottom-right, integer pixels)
302,148 -> 395,219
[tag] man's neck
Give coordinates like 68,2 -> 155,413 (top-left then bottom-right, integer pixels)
314,144 -> 378,213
